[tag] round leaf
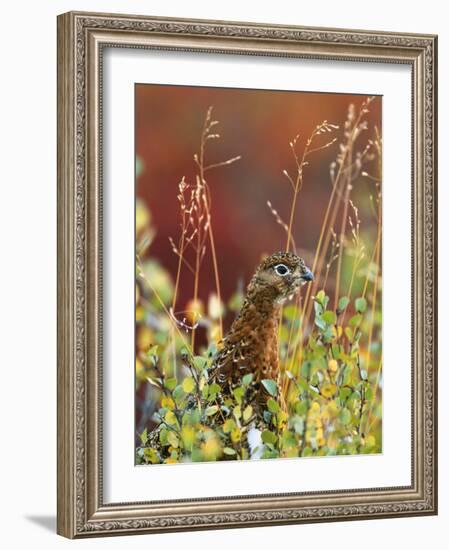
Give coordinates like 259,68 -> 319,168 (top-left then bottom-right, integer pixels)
322,310 -> 337,325
261,430 -> 277,445
182,376 -> 196,393
267,398 -> 280,413
262,379 -> 278,396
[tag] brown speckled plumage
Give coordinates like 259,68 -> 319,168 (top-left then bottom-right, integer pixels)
210,252 -> 313,407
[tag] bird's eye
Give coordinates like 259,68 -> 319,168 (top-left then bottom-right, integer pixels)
274,264 -> 290,276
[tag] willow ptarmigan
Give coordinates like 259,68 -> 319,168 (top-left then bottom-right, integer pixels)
209,251 -> 313,412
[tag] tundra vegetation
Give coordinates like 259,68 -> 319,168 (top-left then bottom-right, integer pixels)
135,98 -> 382,464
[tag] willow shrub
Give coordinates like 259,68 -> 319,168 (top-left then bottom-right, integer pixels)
136,290 -> 381,465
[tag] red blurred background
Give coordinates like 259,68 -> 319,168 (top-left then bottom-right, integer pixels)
135,84 -> 381,328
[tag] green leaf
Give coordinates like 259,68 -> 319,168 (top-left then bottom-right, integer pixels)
339,408 -> 352,425
205,405 -> 219,416
314,300 -> 324,317
223,419 -> 236,433
233,406 -> 242,420
349,314 -> 362,327
180,346 -> 190,359
165,377 -> 177,391
302,446 -> 313,457
172,385 -> 185,404
242,373 -> 253,386
193,356 -> 207,372
338,296 -> 350,312
208,383 -> 221,400
355,297 -> 367,313
159,428 -> 168,446
339,387 -> 352,402
365,386 -> 373,401
261,379 -> 278,396
146,344 -> 159,359
314,317 -> 327,331
144,447 -> 160,464
300,361 -> 311,379
322,310 -> 337,325
233,386 -> 245,405
139,428 -> 148,445
267,398 -> 280,413
261,430 -> 277,445
223,447 -> 237,456
295,400 -> 308,416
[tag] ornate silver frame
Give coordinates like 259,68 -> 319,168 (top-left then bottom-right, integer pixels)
57,11 -> 438,538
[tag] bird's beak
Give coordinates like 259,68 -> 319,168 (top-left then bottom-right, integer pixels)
301,268 -> 314,282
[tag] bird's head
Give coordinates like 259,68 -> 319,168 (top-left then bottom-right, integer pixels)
249,251 -> 314,304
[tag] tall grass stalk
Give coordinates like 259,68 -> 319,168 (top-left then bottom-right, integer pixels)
281,97 -> 377,400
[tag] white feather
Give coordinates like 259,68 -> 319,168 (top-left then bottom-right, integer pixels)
247,424 -> 265,460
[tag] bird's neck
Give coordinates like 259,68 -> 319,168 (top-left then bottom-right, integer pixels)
241,285 -> 282,328
247,282 -> 281,308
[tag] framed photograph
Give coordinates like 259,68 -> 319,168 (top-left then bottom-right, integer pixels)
57,11 -> 438,538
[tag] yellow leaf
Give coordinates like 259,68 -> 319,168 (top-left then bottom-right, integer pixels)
321,383 -> 337,398
136,200 -> 150,234
144,448 -> 160,464
201,436 -> 222,460
185,298 -> 204,324
230,428 -> 241,443
233,406 -> 242,420
323,400 -> 339,420
223,419 -> 236,433
328,359 -> 338,373
167,431 -> 179,448
277,410 -> 288,426
327,432 -> 339,449
182,376 -> 196,393
165,411 -> 177,425
137,326 -> 152,350
135,358 -> 144,377
135,305 -> 145,322
208,293 -> 224,320
161,395 -> 175,410
208,324 -> 222,344
181,425 -> 195,448
242,405 -> 253,422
